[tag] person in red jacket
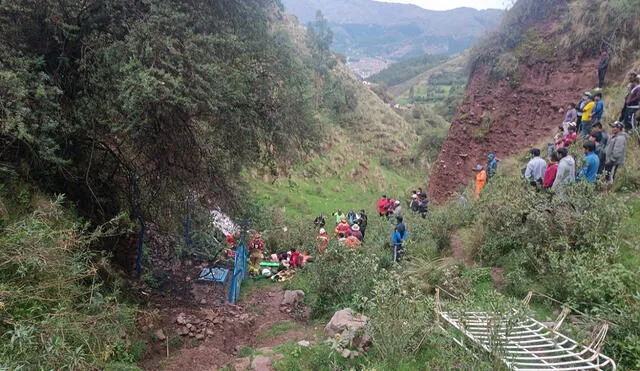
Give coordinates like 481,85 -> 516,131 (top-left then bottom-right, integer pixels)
543,153 -> 559,189
562,125 -> 578,147
377,195 -> 388,217
289,248 -> 301,268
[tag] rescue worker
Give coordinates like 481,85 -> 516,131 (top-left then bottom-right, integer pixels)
473,164 -> 487,201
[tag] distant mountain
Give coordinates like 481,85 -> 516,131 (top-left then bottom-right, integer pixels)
281,0 -> 503,66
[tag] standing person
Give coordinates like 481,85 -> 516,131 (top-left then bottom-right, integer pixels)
590,122 -> 609,149
543,153 -> 559,189
487,153 -> 498,179
524,149 -> 547,187
396,215 -> 407,242
553,125 -> 565,150
392,200 -> 403,219
313,213 -> 325,228
356,209 -> 368,240
592,92 -> 605,125
605,121 -> 629,183
347,209 -> 357,225
621,78 -> 640,130
563,103 -> 577,134
391,227 -> 404,263
581,94 -> 596,138
316,228 -> 329,254
597,50 -> 609,89
620,73 -> 638,122
576,92 -> 591,132
552,147 -> 576,192
473,164 -> 487,200
577,141 -> 600,183
588,134 -> 606,174
332,210 -> 345,225
377,195 -> 388,217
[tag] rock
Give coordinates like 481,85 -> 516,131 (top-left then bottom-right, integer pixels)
341,349 -> 351,359
178,327 -> 189,336
325,308 -> 372,351
188,332 -> 195,337
186,323 -> 193,330
176,313 -> 187,325
297,340 -> 310,347
200,299 -> 207,305
206,328 -> 215,336
281,290 -> 305,307
154,329 -> 166,341
251,355 -> 273,371
195,333 -> 205,340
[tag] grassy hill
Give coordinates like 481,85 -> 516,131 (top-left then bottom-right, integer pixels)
281,0 -> 503,60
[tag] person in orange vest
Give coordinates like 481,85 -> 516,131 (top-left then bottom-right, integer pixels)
316,228 -> 329,254
335,216 -> 351,238
473,164 -> 487,201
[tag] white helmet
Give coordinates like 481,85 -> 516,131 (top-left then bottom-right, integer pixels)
261,268 -> 272,277
319,228 -> 326,234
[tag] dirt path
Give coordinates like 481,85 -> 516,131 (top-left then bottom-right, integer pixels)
140,285 -> 322,371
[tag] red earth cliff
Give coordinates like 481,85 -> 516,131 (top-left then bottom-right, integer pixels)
428,56 -> 602,203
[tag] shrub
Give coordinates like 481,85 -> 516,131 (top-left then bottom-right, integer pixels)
0,195 -> 137,369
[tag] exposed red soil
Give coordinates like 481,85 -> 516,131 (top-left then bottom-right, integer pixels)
428,55 -> 602,203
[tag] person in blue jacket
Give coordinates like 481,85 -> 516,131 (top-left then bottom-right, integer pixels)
392,227 -> 404,263
592,93 -> 605,126
577,141 -> 600,183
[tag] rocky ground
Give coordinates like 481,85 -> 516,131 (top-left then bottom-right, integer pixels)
140,285 -> 319,371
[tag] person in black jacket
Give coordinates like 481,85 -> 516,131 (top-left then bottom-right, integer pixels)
356,209 -> 368,240
598,50 -> 609,89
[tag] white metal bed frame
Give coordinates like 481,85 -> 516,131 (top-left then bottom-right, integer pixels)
436,289 -> 617,370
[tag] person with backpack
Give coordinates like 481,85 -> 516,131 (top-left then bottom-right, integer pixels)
486,153 -> 498,179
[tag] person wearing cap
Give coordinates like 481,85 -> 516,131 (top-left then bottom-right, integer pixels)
392,199 -> 403,218
605,121 -> 629,183
349,224 -> 363,241
597,50 -> 609,89
577,141 -> 600,183
473,164 -> 487,200
576,92 -> 591,131
356,209 -> 368,240
581,94 -> 596,138
317,228 -> 329,254
552,147 -> 575,193
524,149 -> 547,187
487,153 -> 498,179
377,195 -> 388,217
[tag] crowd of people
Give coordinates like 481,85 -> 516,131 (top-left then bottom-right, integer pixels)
473,68 -> 639,199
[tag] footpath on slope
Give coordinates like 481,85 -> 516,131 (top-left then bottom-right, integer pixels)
141,284 -> 322,371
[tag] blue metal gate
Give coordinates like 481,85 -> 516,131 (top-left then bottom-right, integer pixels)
228,240 -> 247,304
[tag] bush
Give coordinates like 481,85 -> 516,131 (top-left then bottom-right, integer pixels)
0,195 -> 137,369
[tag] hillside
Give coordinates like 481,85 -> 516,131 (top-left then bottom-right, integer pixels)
281,0 -> 502,75
428,0 -> 640,202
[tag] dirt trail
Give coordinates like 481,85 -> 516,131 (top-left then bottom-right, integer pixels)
141,285 -> 321,371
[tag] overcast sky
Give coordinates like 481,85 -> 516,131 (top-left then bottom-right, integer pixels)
375,0 -> 508,11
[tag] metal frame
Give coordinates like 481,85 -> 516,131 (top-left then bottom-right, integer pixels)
436,289 -> 616,370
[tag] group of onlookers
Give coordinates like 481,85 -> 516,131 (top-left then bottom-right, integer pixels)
314,208 -> 368,251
